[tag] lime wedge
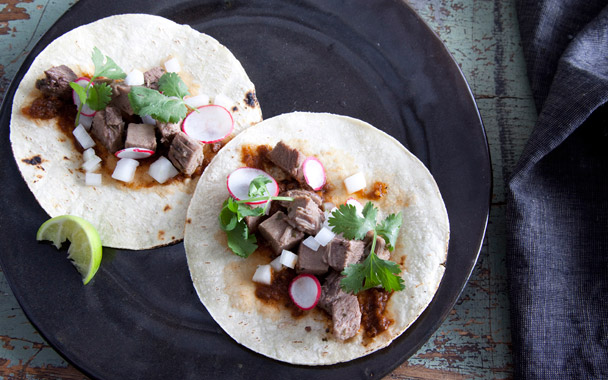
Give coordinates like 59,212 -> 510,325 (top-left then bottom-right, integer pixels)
36,215 -> 102,285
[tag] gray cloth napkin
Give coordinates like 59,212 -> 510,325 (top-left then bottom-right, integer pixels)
507,0 -> 608,378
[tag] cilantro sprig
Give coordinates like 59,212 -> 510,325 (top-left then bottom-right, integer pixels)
69,47 -> 126,126
219,175 -> 293,258
328,202 -> 404,293
129,72 -> 191,123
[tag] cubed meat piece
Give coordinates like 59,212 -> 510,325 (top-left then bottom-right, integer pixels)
283,196 -> 325,235
35,65 -> 77,99
258,211 -> 305,254
244,215 -> 265,233
296,243 -> 329,275
125,123 -> 157,151
326,236 -> 365,272
280,189 -> 323,207
158,122 -> 180,145
318,272 -> 361,340
168,132 -> 203,175
143,66 -> 165,90
91,106 -> 125,153
110,83 -> 134,115
268,141 -> 306,183
363,231 -> 391,260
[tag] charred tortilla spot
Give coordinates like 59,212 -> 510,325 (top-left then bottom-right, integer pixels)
305,326 -> 311,332
63,156 -> 69,160
22,155 -> 42,166
158,230 -> 165,240
163,204 -> 171,212
232,106 -> 238,112
186,218 -> 192,224
244,91 -> 258,107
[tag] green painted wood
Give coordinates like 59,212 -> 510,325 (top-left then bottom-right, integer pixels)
0,0 -> 536,378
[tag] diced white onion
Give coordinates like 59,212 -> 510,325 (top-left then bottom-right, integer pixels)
270,256 -> 283,271
80,115 -> 94,130
124,69 -> 144,86
252,264 -> 272,285
82,148 -> 96,162
344,172 -> 366,194
314,227 -> 335,247
279,249 -> 298,269
85,172 -> 102,186
164,57 -> 181,73
322,207 -> 338,231
141,115 -> 157,126
184,94 -> 210,108
213,94 -> 233,110
322,202 -> 335,211
302,236 -> 320,252
73,124 -> 95,149
82,155 -> 102,172
148,156 -> 179,184
112,158 -> 139,183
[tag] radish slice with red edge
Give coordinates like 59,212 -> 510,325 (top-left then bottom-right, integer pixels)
302,157 -> 326,190
289,274 -> 321,310
114,147 -> 155,159
227,167 -> 279,205
182,105 -> 234,143
72,77 -> 96,117
345,197 -> 364,217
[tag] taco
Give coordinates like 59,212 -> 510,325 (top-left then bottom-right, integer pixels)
184,112 -> 449,365
9,14 -> 262,250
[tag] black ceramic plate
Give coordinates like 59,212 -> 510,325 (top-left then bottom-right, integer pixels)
0,1 -> 491,379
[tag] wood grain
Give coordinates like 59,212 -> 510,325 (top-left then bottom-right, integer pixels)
0,0 -> 536,378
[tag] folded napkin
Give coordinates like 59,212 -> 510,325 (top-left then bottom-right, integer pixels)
507,1 -> 608,379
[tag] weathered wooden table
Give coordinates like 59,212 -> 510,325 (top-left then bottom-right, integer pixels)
0,0 -> 535,378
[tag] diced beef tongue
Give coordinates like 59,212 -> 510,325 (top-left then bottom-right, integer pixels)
143,67 -> 165,90
363,231 -> 390,260
326,236 -> 365,272
282,195 -> 325,235
110,83 -> 135,115
168,132 -> 203,175
296,243 -> 329,275
268,141 -> 306,183
318,272 -> 362,340
258,211 -> 305,254
35,65 -> 77,99
158,122 -> 180,145
280,189 -> 323,207
91,106 -> 125,153
125,123 -> 157,151
244,215 -> 265,233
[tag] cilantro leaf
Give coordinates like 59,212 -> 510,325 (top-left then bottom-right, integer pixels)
91,47 -> 126,80
128,86 -> 188,123
248,175 -> 271,198
328,202 -> 376,240
219,200 -> 238,231
341,252 -> 405,293
69,82 -> 87,105
376,212 -> 403,251
158,72 -> 190,99
86,82 -> 113,111
225,222 -> 257,258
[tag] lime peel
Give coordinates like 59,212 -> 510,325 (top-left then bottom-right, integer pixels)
36,215 -> 102,284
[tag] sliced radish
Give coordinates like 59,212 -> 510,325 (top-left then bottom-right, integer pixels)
185,94 -> 210,108
72,77 -> 96,117
112,158 -> 139,183
73,124 -> 95,149
182,105 -> 234,143
344,172 -> 366,194
227,167 -> 279,205
346,198 -> 364,218
289,274 -> 321,310
279,249 -> 298,269
302,157 -> 326,190
252,264 -> 272,285
148,156 -> 179,184
115,147 -> 155,159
